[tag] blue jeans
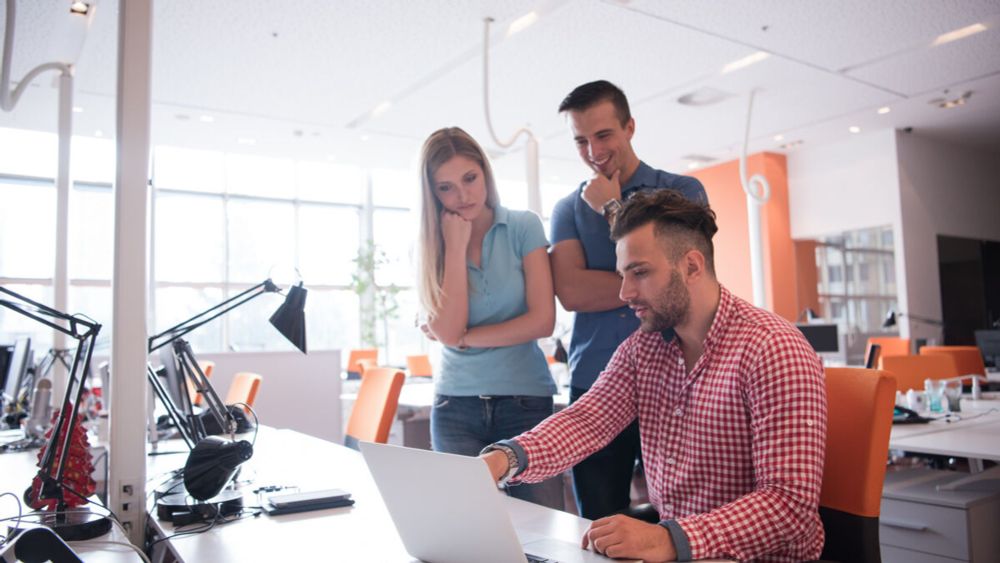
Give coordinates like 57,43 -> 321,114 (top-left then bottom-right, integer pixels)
431,394 -> 564,511
569,385 -> 642,520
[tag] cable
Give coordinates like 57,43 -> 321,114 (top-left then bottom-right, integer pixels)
0,491 -> 24,549
232,402 -> 259,446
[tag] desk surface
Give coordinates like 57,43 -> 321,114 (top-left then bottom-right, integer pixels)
888,396 -> 1000,460
148,428 -> 732,562
0,442 -> 140,562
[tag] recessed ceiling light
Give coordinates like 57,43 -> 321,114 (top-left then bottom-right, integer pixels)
677,87 -> 734,107
507,11 -> 539,36
849,126 -> 861,134
237,137 -> 256,145
932,23 -> 987,47
72,106 -> 83,113
773,134 -> 784,142
69,1 -> 91,15
721,51 -> 770,74
371,101 -> 392,118
877,106 -> 891,115
199,115 -> 215,123
929,90 -> 972,109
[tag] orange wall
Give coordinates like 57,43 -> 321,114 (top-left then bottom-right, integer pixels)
690,152 -> 799,321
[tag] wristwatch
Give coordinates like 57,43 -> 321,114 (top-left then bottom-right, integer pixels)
601,198 -> 622,219
480,444 -> 519,486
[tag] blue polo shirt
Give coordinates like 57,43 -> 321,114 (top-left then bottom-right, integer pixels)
436,206 -> 557,397
549,161 -> 707,389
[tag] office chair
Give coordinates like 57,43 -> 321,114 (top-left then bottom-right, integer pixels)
880,354 -> 958,392
865,337 -> 910,368
346,348 -> 379,379
356,358 -> 377,377
225,371 -> 262,413
816,367 -> 896,563
918,346 -> 987,377
405,354 -> 433,378
344,367 -> 404,450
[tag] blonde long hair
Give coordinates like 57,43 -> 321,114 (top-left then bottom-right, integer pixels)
417,127 -> 500,317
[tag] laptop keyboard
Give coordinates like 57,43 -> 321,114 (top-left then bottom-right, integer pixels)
525,554 -> 556,563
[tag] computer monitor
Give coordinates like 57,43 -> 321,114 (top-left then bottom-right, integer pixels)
795,323 -> 846,365
3,338 -> 33,412
0,344 -> 12,395
974,329 -> 1000,368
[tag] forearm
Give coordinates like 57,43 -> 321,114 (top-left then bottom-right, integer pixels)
427,248 -> 469,346
463,310 -> 554,348
554,269 -> 625,312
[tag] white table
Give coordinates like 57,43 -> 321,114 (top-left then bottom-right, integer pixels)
146,428 -> 731,562
0,442 -> 141,562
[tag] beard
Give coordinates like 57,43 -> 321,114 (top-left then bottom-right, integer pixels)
635,268 -> 690,333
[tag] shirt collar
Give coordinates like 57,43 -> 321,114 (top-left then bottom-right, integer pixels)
702,285 -> 733,351
621,161 -> 657,196
660,284 -> 732,349
492,205 -> 509,226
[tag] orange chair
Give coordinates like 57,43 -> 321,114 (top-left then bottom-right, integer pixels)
346,348 -> 379,379
866,337 -> 910,368
819,367 -> 896,563
406,354 -> 433,378
187,360 -> 215,407
919,345 -> 987,377
880,354 -> 959,392
225,371 -> 262,413
344,367 -> 405,450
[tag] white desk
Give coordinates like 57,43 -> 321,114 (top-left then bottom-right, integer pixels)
888,397 -> 1000,459
147,428 -> 733,562
0,444 -> 141,562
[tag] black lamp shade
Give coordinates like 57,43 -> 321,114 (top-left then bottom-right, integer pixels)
270,282 -> 307,353
882,310 -> 897,328
183,436 -> 253,501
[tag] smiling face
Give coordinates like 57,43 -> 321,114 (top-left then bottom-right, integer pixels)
431,155 -> 489,221
616,223 -> 691,332
568,100 -> 638,180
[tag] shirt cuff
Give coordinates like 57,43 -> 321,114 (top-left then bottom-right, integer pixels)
496,439 -> 528,478
658,520 -> 692,562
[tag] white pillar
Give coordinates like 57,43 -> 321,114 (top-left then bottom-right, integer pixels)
108,0 -> 152,544
52,71 -> 72,402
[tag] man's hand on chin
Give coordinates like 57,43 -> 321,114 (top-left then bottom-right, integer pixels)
581,514 -> 677,562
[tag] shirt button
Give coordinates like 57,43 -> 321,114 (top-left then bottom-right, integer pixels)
666,457 -> 676,465
673,408 -> 683,417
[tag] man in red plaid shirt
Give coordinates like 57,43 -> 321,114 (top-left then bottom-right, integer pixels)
482,190 -> 827,562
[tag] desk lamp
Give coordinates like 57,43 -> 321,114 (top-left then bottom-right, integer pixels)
0,285 -> 111,540
882,309 -> 943,329
147,278 -> 307,501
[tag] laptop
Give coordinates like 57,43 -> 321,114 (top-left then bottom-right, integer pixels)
359,442 -> 628,563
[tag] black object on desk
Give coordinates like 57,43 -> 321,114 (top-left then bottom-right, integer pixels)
264,489 -> 354,515
893,405 -> 933,424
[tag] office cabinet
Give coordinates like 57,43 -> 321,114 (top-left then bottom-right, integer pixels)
880,468 -> 1000,562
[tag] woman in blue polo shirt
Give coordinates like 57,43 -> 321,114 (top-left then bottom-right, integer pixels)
416,127 -> 561,508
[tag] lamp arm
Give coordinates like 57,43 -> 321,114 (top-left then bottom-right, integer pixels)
907,313 -> 944,326
146,364 -> 196,450
0,289 -> 99,340
148,280 -> 277,352
1,1 -> 72,112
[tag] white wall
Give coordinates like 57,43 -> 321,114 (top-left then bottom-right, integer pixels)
197,350 -> 342,442
787,129 -> 901,240
895,132 -> 1000,345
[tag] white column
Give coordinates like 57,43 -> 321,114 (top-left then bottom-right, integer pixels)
108,0 -> 152,544
52,71 -> 72,402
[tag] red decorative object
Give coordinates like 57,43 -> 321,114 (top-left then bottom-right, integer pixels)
27,408 -> 96,510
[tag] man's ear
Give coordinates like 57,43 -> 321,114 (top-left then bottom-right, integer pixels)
683,249 -> 707,281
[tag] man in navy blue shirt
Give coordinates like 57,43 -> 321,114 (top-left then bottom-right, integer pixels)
549,80 -> 708,520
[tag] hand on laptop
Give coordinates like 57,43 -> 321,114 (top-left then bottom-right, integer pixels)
582,514 -> 676,562
481,450 -> 509,483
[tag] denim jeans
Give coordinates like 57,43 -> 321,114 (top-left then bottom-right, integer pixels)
569,385 -> 642,520
431,394 -> 564,510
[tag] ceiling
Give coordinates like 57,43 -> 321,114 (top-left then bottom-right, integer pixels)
1,0 -> 999,184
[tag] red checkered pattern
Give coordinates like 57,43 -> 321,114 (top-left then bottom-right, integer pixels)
513,286 -> 827,562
